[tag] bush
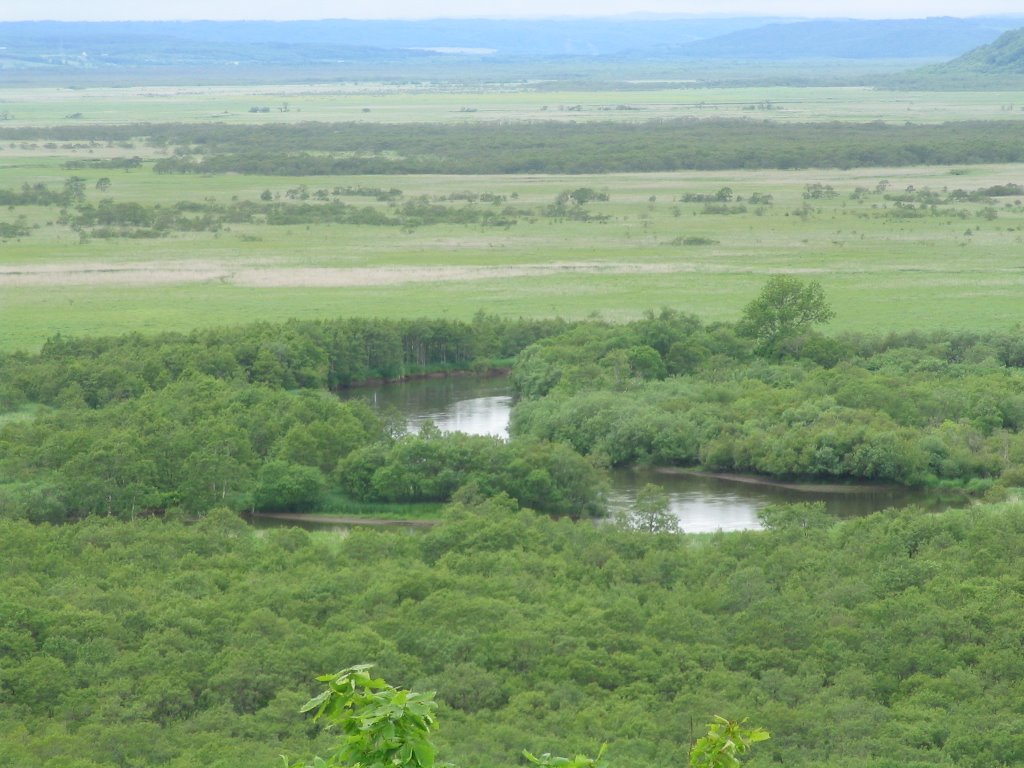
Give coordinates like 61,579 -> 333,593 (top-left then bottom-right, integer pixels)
252,460 -> 325,512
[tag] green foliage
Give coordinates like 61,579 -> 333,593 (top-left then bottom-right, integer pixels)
254,461 -> 326,513
289,665 -> 443,768
0,375 -> 378,519
616,483 -> 679,534
524,744 -> 609,768
59,192 -> 543,240
5,314 -> 561,407
555,188 -> 608,206
336,432 -> 606,517
935,27 -> 1024,75
293,668 -> 764,768
1,502 -> 1023,766
509,314 -> 1024,489
9,311 -> 1021,527
689,717 -> 769,768
18,119 -> 1024,175
757,502 -> 834,533
0,315 -> 570,522
737,276 -> 835,355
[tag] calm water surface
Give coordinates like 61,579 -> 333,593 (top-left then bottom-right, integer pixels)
347,375 -> 512,438
342,375 -> 945,533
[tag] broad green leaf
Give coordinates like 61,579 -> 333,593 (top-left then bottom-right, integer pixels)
300,689 -> 333,713
413,740 -> 436,768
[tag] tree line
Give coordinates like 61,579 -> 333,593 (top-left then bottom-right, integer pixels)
3,314 -> 566,405
6,119 -> 1024,174
0,181 -> 611,241
4,294 -> 1024,524
0,315 -> 601,522
508,296 -> 1024,490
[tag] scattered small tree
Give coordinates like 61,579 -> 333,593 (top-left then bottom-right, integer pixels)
63,176 -> 87,202
617,483 -> 679,533
758,501 -> 834,532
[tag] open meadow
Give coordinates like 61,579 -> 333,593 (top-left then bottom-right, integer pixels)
5,82 -> 1024,125
2,155 -> 1024,350
1,83 -> 1023,353
0,82 -> 1022,353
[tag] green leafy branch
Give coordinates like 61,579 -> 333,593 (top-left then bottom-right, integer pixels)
523,743 -> 609,768
286,664 -> 444,768
689,716 -> 771,768
286,666 -> 768,768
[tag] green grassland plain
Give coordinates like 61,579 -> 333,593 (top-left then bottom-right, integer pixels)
5,82 -> 1024,125
2,84 -> 1024,352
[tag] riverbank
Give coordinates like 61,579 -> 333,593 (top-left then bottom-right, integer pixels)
336,366 -> 512,390
654,467 -> 905,495
250,511 -> 439,527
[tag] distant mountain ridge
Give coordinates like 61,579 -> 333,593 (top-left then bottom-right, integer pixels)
884,25 -> 1024,88
0,18 -> 778,62
661,17 -> 1015,59
2,16 -> 1024,69
934,26 -> 1024,73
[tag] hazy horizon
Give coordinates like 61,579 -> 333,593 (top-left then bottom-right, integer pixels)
5,1 -> 1024,23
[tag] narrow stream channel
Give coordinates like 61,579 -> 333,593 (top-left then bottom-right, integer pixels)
340,375 -> 945,533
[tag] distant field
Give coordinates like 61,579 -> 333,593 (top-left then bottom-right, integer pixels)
3,81 -> 1024,352
3,152 -> 1024,351
3,83 -> 1024,127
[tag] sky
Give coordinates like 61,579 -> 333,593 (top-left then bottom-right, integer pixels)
3,0 -> 1024,22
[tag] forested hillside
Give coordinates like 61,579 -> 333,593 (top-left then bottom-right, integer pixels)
935,26 -> 1024,75
665,18 -> 1005,60
890,26 -> 1024,88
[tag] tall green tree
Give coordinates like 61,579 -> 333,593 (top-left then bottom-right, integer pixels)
737,276 -> 834,355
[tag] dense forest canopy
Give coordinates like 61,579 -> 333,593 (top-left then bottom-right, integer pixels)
3,497 -> 1024,767
508,312 -> 1024,490
6,120 -> 1024,174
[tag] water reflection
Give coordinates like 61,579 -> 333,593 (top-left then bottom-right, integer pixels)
341,375 -> 951,534
344,376 -> 512,438
607,467 -> 941,534
609,470 -> 765,532
409,395 -> 513,438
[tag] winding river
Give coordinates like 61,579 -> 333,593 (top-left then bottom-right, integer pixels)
342,375 -> 944,533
